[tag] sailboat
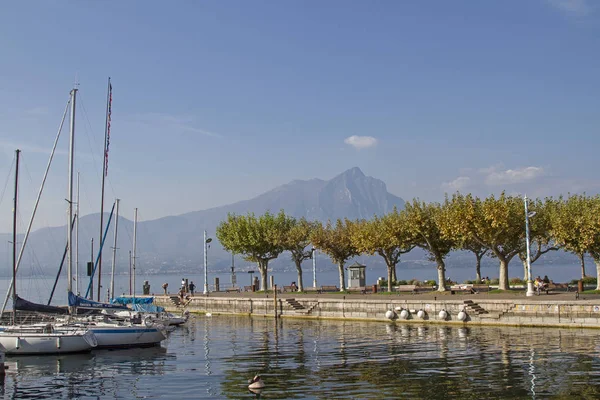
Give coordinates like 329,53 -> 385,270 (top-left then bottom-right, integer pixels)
62,80 -> 166,348
0,147 -> 97,355
110,207 -> 188,327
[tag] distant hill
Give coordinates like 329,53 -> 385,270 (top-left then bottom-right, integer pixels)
3,167 -> 406,277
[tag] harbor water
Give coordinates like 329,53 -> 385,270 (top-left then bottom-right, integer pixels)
1,314 -> 600,399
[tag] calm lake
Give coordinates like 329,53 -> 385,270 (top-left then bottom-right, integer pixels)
2,315 -> 600,399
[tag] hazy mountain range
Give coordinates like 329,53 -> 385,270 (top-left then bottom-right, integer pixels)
1,167 -> 406,277
1,166 -> 584,279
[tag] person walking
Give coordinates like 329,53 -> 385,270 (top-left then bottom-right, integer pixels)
162,282 -> 168,295
189,281 -> 196,296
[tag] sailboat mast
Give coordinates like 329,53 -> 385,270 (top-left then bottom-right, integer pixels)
110,198 -> 120,299
67,88 -> 77,294
132,208 -> 137,298
98,77 -> 111,301
12,149 -> 20,323
75,172 -> 80,294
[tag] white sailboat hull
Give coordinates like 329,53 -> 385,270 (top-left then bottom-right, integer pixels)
0,328 -> 96,355
88,325 -> 166,348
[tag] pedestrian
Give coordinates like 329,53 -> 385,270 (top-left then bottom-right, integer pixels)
189,281 -> 196,296
181,278 -> 186,292
162,282 -> 168,295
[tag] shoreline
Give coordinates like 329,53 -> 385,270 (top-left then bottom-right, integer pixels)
148,290 -> 600,329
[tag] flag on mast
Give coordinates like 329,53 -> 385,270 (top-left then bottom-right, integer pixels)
104,81 -> 112,176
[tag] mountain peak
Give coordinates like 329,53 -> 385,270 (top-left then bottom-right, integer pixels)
338,167 -> 365,179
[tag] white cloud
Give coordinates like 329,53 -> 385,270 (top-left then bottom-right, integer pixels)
484,166 -> 545,186
344,135 -> 378,149
546,0 -> 591,16
442,176 -> 471,191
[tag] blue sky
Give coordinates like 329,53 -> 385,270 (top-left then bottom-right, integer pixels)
0,0 -> 598,231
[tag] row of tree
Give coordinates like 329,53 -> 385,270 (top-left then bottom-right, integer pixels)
216,193 -> 600,292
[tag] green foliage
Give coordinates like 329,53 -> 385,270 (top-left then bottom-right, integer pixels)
569,277 -> 597,285
216,210 -> 289,290
510,277 -> 524,285
311,219 -> 359,290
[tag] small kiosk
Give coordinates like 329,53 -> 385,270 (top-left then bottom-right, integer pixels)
347,262 -> 366,288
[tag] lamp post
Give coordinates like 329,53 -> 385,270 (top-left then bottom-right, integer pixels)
248,270 -> 255,290
312,247 -> 317,289
524,195 -> 536,297
203,231 -> 212,295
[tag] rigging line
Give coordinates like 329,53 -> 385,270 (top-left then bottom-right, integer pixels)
80,93 -> 120,207
0,157 -> 16,209
0,96 -> 71,316
78,93 -> 103,188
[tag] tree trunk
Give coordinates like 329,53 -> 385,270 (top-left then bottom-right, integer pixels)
338,262 -> 346,291
595,257 -> 600,292
522,259 -> 528,282
391,264 -> 397,284
436,258 -> 447,292
475,254 -> 482,283
258,260 -> 268,291
295,259 -> 304,292
387,262 -> 394,292
580,253 -> 586,278
498,258 -> 509,291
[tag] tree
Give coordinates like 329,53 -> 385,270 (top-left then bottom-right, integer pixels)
281,217 -> 315,292
311,219 -> 359,291
549,195 -> 592,279
517,197 -> 559,280
441,193 -> 523,291
584,196 -> 600,290
216,210 -> 287,291
350,210 -> 415,292
461,238 -> 489,283
403,200 -> 454,292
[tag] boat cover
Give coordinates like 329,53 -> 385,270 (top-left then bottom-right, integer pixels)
68,292 -> 128,309
14,295 -> 69,314
132,303 -> 165,313
111,296 -> 154,305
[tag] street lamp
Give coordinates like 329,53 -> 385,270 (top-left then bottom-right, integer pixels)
312,247 -> 317,289
203,231 -> 212,295
524,195 -> 537,297
248,270 -> 255,290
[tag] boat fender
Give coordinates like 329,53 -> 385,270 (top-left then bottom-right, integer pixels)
15,337 -> 20,350
144,316 -> 154,327
56,337 -> 61,349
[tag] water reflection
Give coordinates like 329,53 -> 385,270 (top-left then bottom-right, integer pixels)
3,317 -> 600,399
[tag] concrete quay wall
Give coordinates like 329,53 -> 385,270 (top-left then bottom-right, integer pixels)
154,295 -> 600,328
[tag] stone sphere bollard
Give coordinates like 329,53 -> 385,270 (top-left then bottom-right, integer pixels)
399,309 -> 409,320
417,310 -> 425,319
385,310 -> 396,320
438,310 -> 448,320
457,310 -> 467,321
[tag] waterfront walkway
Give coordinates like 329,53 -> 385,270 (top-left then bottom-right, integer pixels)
162,289 -> 598,302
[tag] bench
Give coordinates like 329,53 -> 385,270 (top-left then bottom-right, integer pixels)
282,285 -> 298,292
347,287 -> 366,294
320,285 -> 339,293
225,287 -> 240,293
545,282 -> 571,294
471,284 -> 490,293
395,285 -> 418,293
243,285 -> 254,292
